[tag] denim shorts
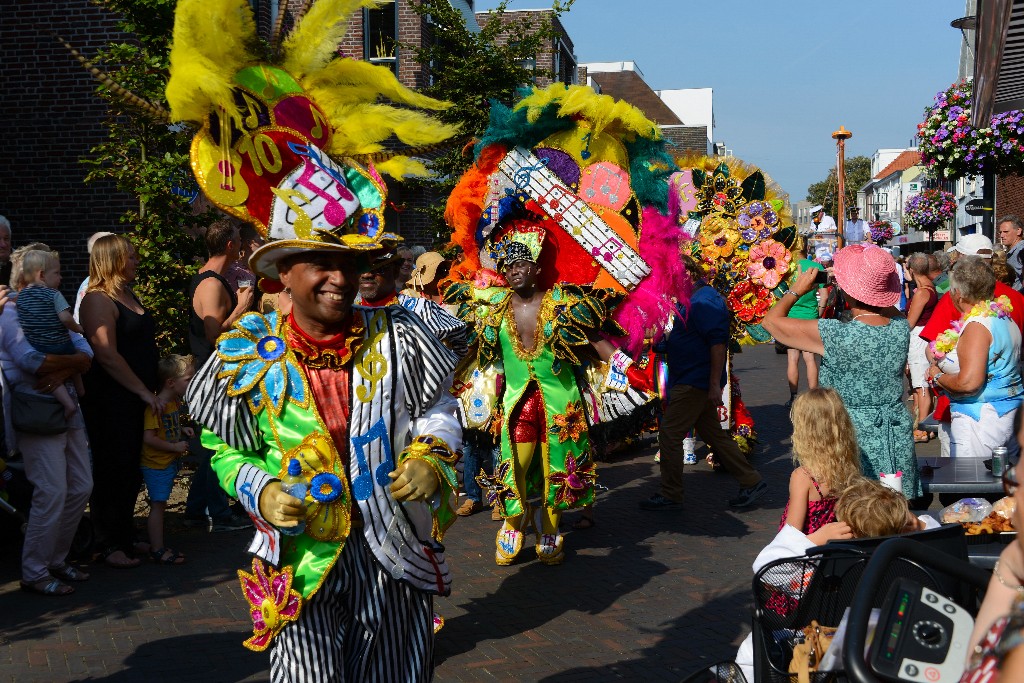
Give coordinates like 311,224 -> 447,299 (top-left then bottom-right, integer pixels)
141,463 -> 178,502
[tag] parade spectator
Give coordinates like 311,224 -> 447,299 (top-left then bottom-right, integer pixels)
72,231 -> 114,323
927,257 -> 1023,459
779,388 -> 861,535
920,235 -> 1024,458
396,245 -> 416,292
224,223 -> 262,292
844,207 -> 869,245
2,245 -> 93,595
140,354 -> 195,565
998,215 -> 1024,290
184,218 -> 253,532
406,251 -> 452,305
929,250 -> 950,295
457,430 -> 499,518
15,250 -> 86,419
906,253 -> 938,441
764,244 -> 921,499
640,254 -> 767,511
80,234 -> 161,569
0,215 -> 13,287
810,205 -> 838,235
783,244 -> 824,408
735,477 -> 937,683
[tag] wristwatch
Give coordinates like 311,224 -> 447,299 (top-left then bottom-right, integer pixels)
931,370 -> 944,387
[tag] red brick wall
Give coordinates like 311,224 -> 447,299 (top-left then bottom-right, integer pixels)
0,1 -> 132,289
997,175 -> 1024,222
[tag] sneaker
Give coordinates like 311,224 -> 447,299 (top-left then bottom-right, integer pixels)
639,494 -> 683,511
456,499 -> 483,517
729,480 -> 769,508
536,533 -> 565,565
211,513 -> 252,532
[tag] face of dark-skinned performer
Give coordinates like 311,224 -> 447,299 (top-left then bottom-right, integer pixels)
504,259 -> 539,296
277,251 -> 360,339
358,261 -> 399,302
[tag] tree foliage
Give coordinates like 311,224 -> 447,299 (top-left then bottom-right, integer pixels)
402,0 -> 574,245
805,155 -> 872,219
82,0 -> 218,354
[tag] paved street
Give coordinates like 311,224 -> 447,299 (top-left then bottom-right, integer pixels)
0,344 -> 939,682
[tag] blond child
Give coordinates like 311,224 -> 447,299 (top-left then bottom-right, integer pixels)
140,354 -> 195,565
779,388 -> 862,535
16,250 -> 85,417
737,477 -> 938,682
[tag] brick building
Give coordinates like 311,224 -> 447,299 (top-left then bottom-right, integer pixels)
475,9 -> 577,88
0,1 -> 129,286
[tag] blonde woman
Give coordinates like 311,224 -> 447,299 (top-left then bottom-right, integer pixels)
779,388 -> 863,535
79,235 -> 161,569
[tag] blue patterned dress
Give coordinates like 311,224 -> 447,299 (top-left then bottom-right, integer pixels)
818,317 -> 921,498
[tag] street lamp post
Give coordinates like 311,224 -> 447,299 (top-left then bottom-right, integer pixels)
833,125 -> 853,250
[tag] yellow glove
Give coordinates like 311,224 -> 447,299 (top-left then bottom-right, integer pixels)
258,481 -> 306,530
388,459 -> 441,502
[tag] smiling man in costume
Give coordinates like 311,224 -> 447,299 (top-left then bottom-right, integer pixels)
167,0 -> 466,677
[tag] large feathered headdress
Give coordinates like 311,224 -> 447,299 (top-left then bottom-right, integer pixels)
164,0 -> 461,278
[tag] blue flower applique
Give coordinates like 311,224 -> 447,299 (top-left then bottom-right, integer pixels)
216,311 -> 308,415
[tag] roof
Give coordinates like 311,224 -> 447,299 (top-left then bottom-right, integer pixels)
586,70 -> 682,126
873,150 -> 922,180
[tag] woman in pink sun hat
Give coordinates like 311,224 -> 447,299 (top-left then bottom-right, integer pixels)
764,244 -> 920,499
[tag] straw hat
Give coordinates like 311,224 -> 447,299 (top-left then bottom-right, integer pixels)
832,245 -> 900,307
409,252 -> 449,291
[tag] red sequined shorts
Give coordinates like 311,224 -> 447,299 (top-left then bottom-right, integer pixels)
509,385 -> 546,443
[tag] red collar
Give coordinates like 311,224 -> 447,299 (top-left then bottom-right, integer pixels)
286,314 -> 364,370
358,291 -> 399,307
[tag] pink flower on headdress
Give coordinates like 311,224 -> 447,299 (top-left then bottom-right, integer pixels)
238,558 -> 302,651
746,240 -> 791,289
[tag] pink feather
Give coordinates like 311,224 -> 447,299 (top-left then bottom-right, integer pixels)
612,207 -> 694,355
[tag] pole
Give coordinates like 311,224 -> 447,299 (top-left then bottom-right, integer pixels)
832,126 -> 853,250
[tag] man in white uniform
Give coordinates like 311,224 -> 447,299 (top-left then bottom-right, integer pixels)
844,207 -> 870,245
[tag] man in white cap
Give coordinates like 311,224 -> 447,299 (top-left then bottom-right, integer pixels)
844,207 -> 870,245
810,205 -> 838,236
919,232 -> 1024,457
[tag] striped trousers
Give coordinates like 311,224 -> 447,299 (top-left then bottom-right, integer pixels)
271,535 -> 434,683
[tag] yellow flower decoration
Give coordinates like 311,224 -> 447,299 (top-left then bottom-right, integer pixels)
549,401 -> 588,443
698,215 -> 741,262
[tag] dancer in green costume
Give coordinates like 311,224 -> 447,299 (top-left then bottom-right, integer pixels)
447,224 -> 650,566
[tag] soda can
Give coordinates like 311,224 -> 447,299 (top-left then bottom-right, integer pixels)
683,437 -> 697,465
993,446 -> 1008,478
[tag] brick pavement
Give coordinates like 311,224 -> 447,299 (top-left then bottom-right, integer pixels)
0,344 -> 940,682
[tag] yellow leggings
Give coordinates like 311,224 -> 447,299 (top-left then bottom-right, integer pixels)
505,441 -> 560,534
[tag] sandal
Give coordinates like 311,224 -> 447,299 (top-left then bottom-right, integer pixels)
20,578 -> 74,596
913,430 -> 931,443
50,563 -> 90,582
149,547 -> 186,565
102,549 -> 142,569
572,515 -> 595,530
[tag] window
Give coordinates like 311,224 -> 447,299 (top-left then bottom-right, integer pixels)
365,1 -> 398,75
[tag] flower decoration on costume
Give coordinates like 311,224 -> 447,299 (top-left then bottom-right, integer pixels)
746,240 -> 791,289
904,189 -> 957,230
477,460 -> 520,511
727,280 -> 773,323
698,215 -> 741,260
217,311 -> 308,416
549,401 -> 588,443
737,201 -> 779,243
918,79 -> 1024,179
549,451 -> 597,507
694,166 -> 746,216
238,558 -> 302,652
283,432 -> 351,542
868,220 -> 894,245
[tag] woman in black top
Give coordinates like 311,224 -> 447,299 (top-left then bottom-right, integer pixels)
79,235 -> 160,569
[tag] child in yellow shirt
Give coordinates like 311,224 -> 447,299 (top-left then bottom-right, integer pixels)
140,354 -> 195,565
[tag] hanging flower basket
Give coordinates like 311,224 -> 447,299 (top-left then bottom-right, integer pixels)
903,189 -> 956,231
918,80 -> 1024,179
869,220 -> 894,245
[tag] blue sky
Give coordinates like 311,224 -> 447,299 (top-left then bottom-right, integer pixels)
475,0 -> 967,204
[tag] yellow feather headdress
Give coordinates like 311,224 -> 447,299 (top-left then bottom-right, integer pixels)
165,0 -> 461,278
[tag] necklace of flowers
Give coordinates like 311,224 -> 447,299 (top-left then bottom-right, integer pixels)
929,295 -> 1013,360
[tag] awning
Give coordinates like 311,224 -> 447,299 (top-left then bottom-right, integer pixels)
973,0 -> 1022,126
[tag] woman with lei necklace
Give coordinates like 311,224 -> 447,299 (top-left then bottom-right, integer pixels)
927,257 -> 1024,459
